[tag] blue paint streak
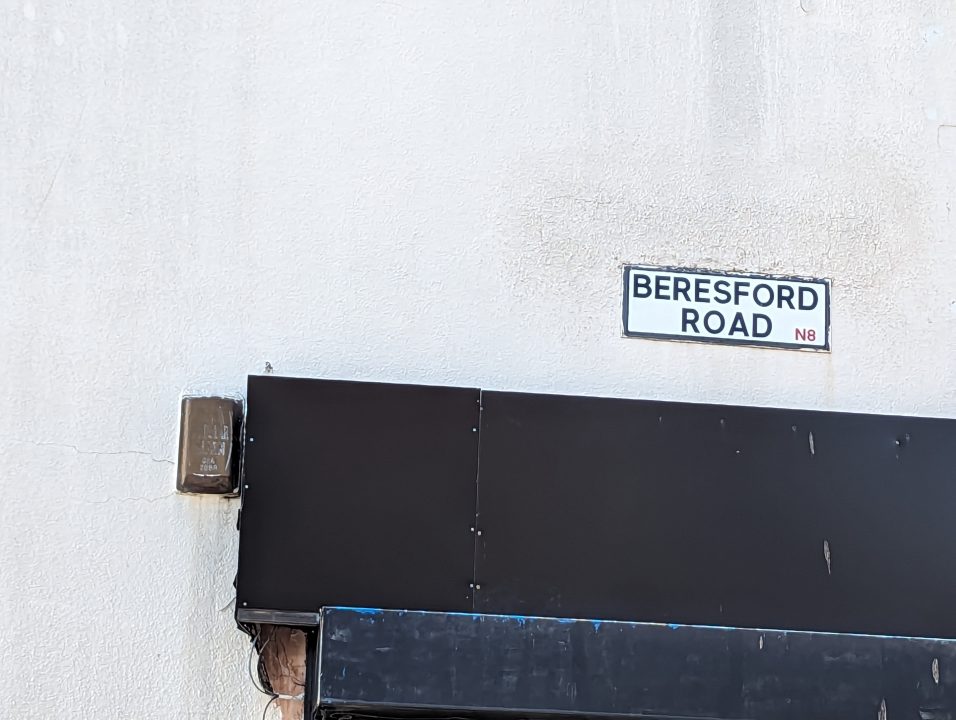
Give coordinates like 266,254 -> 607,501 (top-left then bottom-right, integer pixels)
341,607 -> 382,615
592,621 -> 602,632
557,618 -> 575,624
667,623 -> 680,630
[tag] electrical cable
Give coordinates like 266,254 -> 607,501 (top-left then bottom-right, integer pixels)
248,632 -> 274,696
261,695 -> 277,720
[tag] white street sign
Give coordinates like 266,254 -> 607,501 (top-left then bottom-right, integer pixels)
623,266 -> 830,351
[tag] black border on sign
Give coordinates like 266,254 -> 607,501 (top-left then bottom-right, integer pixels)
621,265 -> 831,352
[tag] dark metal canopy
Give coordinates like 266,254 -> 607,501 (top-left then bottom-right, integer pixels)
235,375 -> 956,720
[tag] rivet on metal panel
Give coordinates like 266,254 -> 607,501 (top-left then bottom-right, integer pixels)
470,527 -> 475,533
249,437 -> 255,443
471,427 -> 477,432
475,584 -> 481,590
477,530 -> 482,536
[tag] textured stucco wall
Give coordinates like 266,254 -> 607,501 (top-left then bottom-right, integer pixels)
2,1 -> 956,717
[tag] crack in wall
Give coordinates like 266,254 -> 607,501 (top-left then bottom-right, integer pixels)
78,492 -> 178,505
31,96 -> 89,224
11,438 -> 174,465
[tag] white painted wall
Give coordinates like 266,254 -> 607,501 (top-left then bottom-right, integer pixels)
2,0 -> 955,717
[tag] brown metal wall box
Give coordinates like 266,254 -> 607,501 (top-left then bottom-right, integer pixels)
177,396 -> 243,494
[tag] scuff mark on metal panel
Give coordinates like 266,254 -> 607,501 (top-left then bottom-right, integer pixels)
823,540 -> 832,575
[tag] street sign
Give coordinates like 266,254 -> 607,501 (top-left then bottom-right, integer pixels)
623,265 -> 830,351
